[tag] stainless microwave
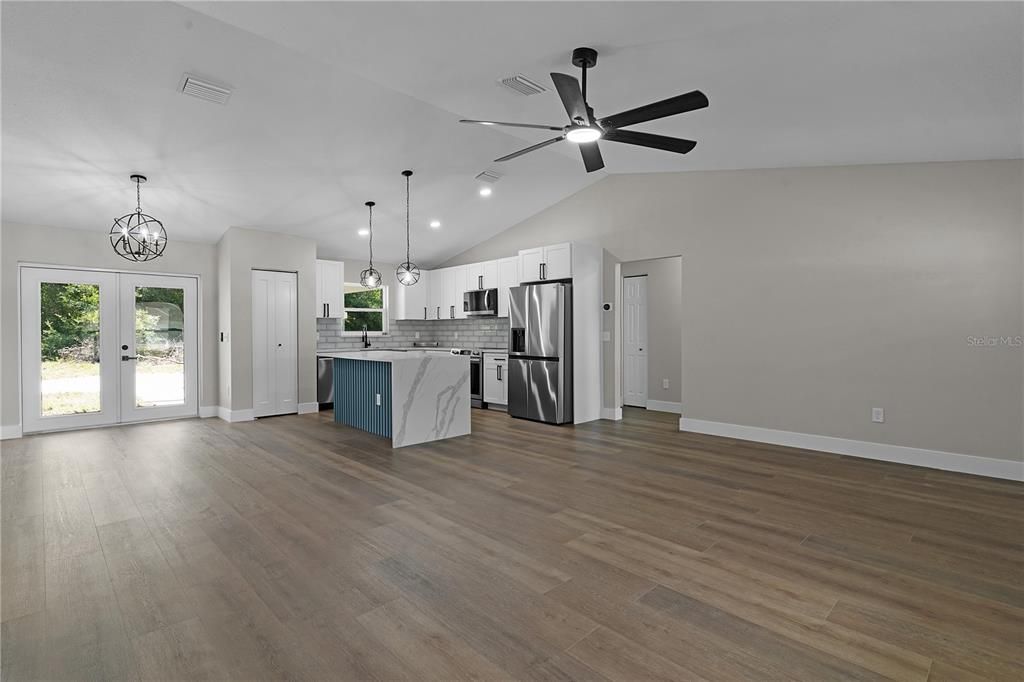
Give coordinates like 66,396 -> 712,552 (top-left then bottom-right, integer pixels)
464,288 -> 498,317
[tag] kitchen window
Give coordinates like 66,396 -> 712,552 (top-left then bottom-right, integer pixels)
342,283 -> 389,334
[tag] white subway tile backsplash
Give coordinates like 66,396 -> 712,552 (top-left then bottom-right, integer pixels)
316,317 -> 509,351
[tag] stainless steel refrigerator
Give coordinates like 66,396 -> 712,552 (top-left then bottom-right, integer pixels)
507,282 -> 573,424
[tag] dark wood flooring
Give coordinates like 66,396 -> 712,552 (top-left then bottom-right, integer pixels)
2,407 -> 1021,680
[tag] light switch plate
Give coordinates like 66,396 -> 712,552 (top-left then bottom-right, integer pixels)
663,379 -> 670,389
376,393 -> 382,407
871,407 -> 884,423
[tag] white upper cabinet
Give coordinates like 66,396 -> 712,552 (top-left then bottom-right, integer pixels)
315,259 -> 344,318
396,270 -> 429,320
543,242 -> 573,280
428,267 -> 446,319
518,247 -> 544,283
465,260 -> 498,291
443,266 -> 469,319
497,256 -> 519,318
517,242 -> 572,282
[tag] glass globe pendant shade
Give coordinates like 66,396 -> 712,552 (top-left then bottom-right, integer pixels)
109,211 -> 167,262
397,261 -> 420,286
359,266 -> 382,288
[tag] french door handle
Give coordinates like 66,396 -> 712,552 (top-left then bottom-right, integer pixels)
121,355 -> 138,361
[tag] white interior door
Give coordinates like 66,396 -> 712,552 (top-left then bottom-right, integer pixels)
21,267 -> 120,433
252,270 -> 298,418
623,275 -> 648,408
119,273 -> 198,422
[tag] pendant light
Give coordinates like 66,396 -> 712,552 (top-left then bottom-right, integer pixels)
109,174 -> 167,262
359,201 -> 382,288
396,169 -> 421,286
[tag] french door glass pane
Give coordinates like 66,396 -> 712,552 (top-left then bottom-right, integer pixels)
134,286 -> 185,407
39,282 -> 102,415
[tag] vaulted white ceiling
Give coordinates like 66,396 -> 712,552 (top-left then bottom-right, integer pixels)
3,2 -> 1021,266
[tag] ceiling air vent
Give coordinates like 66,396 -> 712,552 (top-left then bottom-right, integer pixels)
179,74 -> 232,105
500,74 -> 547,96
475,170 -> 502,184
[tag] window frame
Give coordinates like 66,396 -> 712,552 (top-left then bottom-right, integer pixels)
340,283 -> 389,336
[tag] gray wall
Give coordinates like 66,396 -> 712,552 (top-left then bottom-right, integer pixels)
1,221 -> 219,430
217,227 -> 317,412
622,256 -> 683,407
443,160 -> 1023,462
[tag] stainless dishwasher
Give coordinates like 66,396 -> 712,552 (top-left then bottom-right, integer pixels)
317,356 -> 334,409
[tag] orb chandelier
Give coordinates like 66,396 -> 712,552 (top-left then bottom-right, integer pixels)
109,174 -> 167,262
396,169 -> 421,286
359,201 -> 382,288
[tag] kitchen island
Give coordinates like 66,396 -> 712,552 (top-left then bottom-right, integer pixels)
319,350 -> 470,447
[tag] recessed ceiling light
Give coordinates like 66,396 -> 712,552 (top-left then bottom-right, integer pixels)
566,126 -> 602,144
358,228 -> 370,236
479,187 -> 493,197
429,220 -> 441,228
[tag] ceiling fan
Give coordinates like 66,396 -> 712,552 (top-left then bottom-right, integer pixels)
460,47 -> 708,173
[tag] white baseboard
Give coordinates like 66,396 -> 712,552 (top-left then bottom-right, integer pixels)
1,424 -> 23,440
298,402 -> 319,415
679,417 -> 1023,481
217,407 -> 254,423
646,400 -> 682,414
601,407 -> 623,421
198,406 -> 218,418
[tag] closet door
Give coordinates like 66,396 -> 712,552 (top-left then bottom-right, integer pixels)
252,270 -> 298,418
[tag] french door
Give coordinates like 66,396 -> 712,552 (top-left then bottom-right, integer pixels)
20,267 -> 198,434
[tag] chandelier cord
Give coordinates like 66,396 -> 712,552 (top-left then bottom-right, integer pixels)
367,203 -> 374,270
136,177 -> 142,214
405,173 -> 411,264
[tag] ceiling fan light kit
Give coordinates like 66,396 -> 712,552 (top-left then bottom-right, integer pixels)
109,174 -> 168,262
460,46 -> 708,173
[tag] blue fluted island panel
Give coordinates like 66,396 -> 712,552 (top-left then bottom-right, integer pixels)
322,350 -> 471,447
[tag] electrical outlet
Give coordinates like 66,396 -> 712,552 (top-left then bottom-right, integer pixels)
415,331 -> 420,339
375,393 -> 381,407
602,331 -> 611,342
663,379 -> 670,389
871,407 -> 884,423
454,331 -> 458,339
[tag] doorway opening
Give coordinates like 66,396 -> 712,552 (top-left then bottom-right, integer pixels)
20,266 -> 199,434
620,256 -> 682,422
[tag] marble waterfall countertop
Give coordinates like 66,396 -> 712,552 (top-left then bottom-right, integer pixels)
320,350 -> 470,448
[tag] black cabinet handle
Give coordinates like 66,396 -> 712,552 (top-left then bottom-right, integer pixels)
497,364 -> 502,381
423,306 -> 427,320
450,305 -> 455,319
478,275 -> 483,290
326,303 -> 330,318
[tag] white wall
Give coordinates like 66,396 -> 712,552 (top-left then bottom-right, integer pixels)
217,227 -> 317,414
444,160 -> 1023,463
0,222 -> 219,431
622,256 -> 683,409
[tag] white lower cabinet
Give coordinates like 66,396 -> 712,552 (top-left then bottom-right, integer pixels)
483,353 -> 508,406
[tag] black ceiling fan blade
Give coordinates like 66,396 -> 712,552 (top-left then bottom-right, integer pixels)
579,142 -> 605,173
494,135 -> 565,163
459,119 -> 564,131
603,129 -> 697,155
550,72 -> 588,124
600,90 -> 708,130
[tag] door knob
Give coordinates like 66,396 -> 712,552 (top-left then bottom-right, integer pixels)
278,343 -> 283,347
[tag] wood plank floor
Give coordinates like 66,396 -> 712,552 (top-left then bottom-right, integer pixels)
2,407 -> 1021,681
